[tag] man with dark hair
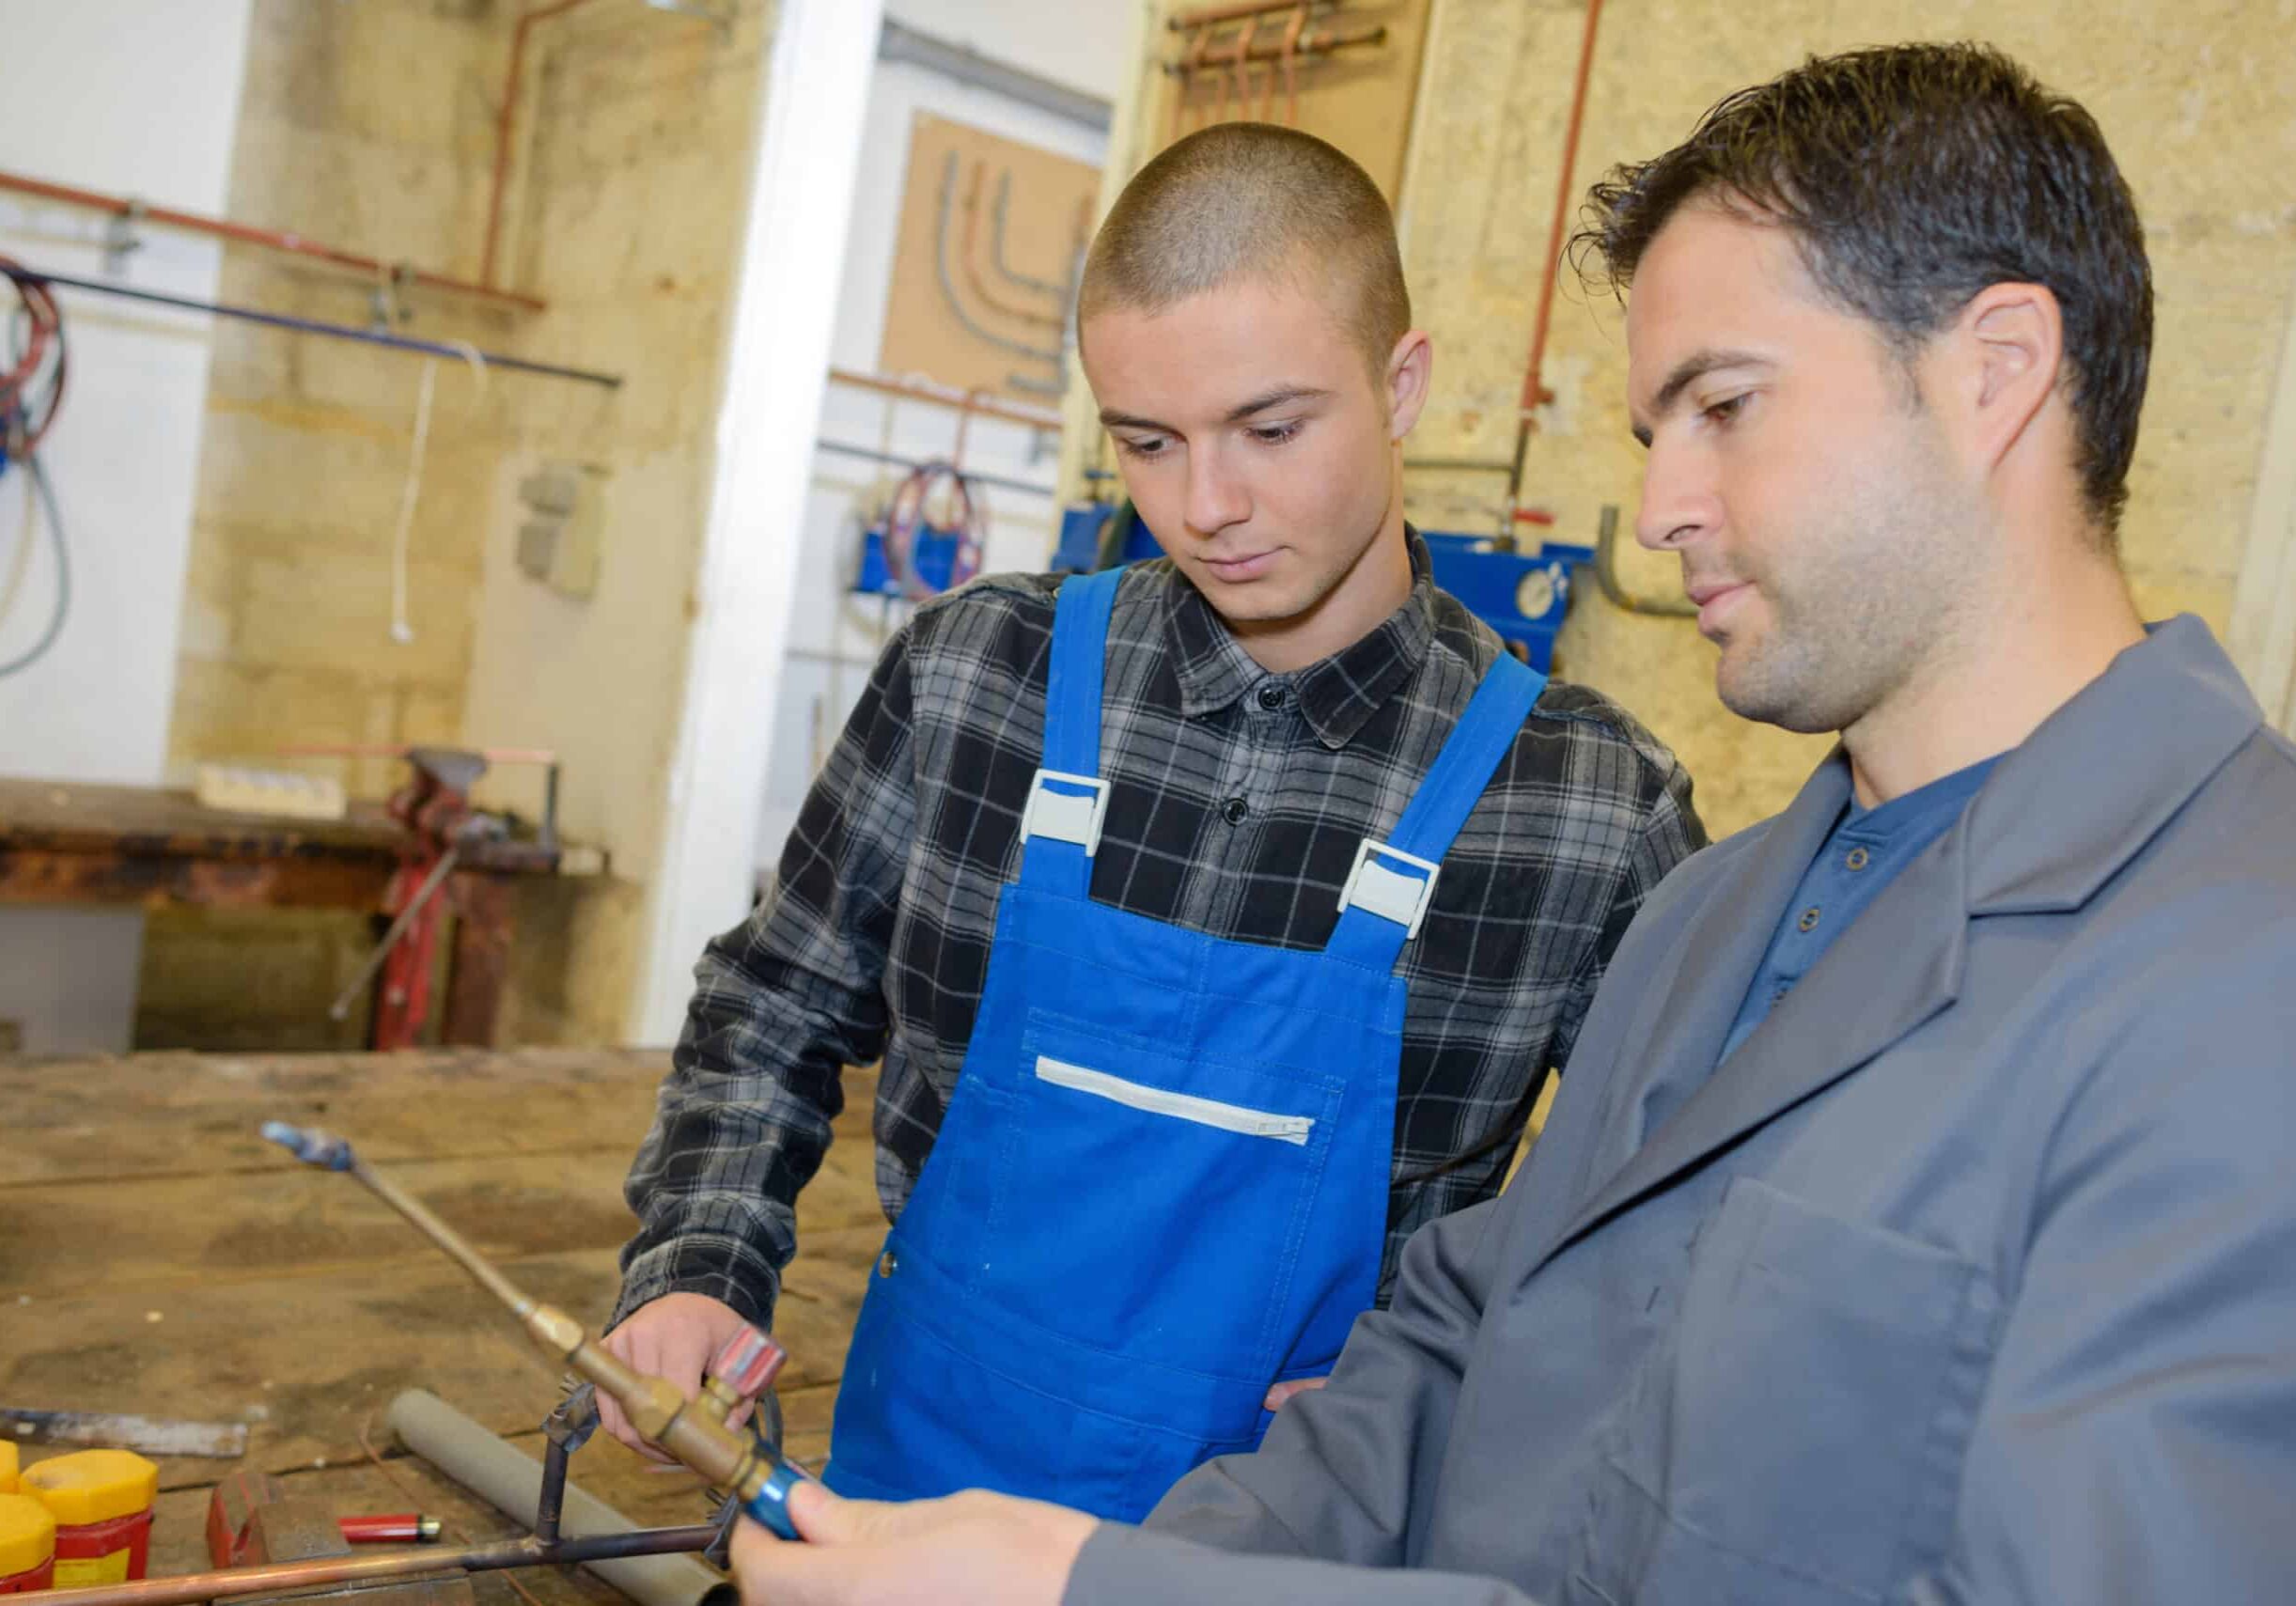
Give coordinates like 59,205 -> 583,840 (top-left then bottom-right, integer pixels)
730,41 -> 2296,1606
601,118 -> 1701,1520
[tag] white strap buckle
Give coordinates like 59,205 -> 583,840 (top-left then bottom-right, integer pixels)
1022,769 -> 1111,856
1337,838 -> 1442,939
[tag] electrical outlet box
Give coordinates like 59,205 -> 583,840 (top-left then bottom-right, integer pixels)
515,462 -> 608,600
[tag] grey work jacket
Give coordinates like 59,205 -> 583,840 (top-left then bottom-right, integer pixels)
1068,616 -> 2296,1606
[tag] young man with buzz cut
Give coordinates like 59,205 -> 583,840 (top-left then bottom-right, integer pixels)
601,122 -> 1704,1520
728,41 -> 2296,1606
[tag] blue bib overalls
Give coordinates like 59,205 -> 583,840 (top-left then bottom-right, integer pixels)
825,568 -> 1544,1520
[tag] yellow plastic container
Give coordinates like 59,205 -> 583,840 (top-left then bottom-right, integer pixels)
0,1441 -> 16,1496
0,1493 -> 56,1594
23,1449 -> 157,1585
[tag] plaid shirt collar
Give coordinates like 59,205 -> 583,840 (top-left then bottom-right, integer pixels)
1160,529 -> 1441,751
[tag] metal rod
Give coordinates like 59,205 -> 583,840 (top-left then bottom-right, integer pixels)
815,439 -> 1056,500
931,154 -> 1064,369
988,171 -> 1068,301
0,170 -> 546,314
827,366 -> 1061,430
960,164 -> 1065,331
536,1432 -> 570,1546
262,1126 -> 548,1319
328,848 -> 461,1023
13,267 -> 623,388
25,1525 -> 721,1606
1592,504 -> 1697,617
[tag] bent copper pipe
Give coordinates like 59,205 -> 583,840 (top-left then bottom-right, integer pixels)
27,1525 -> 723,1606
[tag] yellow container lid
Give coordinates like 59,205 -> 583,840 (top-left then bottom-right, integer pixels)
0,1439 -> 17,1494
22,1450 -> 158,1526
0,1494 -> 55,1577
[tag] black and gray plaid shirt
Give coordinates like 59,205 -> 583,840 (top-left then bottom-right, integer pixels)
619,539 -> 1705,1331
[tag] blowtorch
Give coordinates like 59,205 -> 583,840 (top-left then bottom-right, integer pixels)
258,1121 -> 809,1543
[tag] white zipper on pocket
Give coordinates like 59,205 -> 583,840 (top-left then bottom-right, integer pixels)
1033,1055 -> 1315,1145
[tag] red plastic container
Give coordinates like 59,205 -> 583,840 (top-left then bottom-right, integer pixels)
0,1554 -> 55,1595
53,1507 -> 153,1585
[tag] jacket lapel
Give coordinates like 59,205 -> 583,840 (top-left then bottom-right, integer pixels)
1525,616 -> 2265,1277
1528,754 -> 1854,1255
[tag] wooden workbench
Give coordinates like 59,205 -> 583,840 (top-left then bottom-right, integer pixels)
0,1047 -> 880,1606
0,779 -> 604,1047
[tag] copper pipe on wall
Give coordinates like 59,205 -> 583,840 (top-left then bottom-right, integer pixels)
23,1525 -> 723,1606
481,0 -> 601,290
827,366 -> 1064,431
1168,0 -> 1337,30
1164,23 -> 1386,76
1219,17 -> 1259,122
1269,4 -> 1310,124
1506,0 -> 1605,524
0,170 -> 545,314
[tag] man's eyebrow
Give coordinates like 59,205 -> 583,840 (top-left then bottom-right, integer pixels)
1099,385 -> 1335,433
1223,384 -> 1330,424
1099,407 -> 1167,431
1630,349 -> 1770,446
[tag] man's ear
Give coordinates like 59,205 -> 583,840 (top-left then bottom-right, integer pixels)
1948,282 -> 2063,473
1386,329 -> 1434,441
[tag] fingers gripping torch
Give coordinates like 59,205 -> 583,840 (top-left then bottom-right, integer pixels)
259,1122 -> 810,1542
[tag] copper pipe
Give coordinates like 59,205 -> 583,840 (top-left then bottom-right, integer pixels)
960,163 -> 1066,331
1180,23 -> 1218,135
1219,18 -> 1258,123
1164,23 -> 1384,74
1169,0 -> 1335,29
1507,0 -> 1604,520
26,1525 -> 720,1606
1262,5 -> 1307,121
951,392 -> 979,473
828,366 -> 1063,431
482,0 -> 601,290
1280,5 -> 1310,124
0,170 -> 544,314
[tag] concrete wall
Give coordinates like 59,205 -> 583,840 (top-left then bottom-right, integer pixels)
140,0 -> 780,1049
0,0 -> 254,1052
1083,0 -> 2296,838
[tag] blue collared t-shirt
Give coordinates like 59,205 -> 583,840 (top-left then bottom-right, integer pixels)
1719,754 -> 2002,1065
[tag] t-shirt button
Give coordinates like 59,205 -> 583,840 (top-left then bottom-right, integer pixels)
1797,906 -> 1821,933
1845,847 -> 1870,871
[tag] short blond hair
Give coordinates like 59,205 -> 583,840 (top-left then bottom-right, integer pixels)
1079,123 -> 1410,380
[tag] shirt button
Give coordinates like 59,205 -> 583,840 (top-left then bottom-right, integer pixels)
1222,797 -> 1250,825
1845,847 -> 1870,871
1797,906 -> 1821,933
877,1250 -> 898,1278
1773,984 -> 1791,1004
1256,683 -> 1285,711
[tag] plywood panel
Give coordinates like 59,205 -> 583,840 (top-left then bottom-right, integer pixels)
877,113 -> 1103,406
1152,0 -> 1436,202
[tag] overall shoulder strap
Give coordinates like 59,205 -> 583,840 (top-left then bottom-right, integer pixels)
1017,567 -> 1127,897
1325,650 -> 1548,971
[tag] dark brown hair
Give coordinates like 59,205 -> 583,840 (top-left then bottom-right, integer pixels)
1574,42 -> 2152,538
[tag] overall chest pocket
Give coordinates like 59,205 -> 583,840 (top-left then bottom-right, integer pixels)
1590,1177 -> 1999,1605
953,1009 -> 1343,1377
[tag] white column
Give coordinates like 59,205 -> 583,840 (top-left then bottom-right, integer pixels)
633,0 -> 888,1044
2230,263 -> 2296,737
